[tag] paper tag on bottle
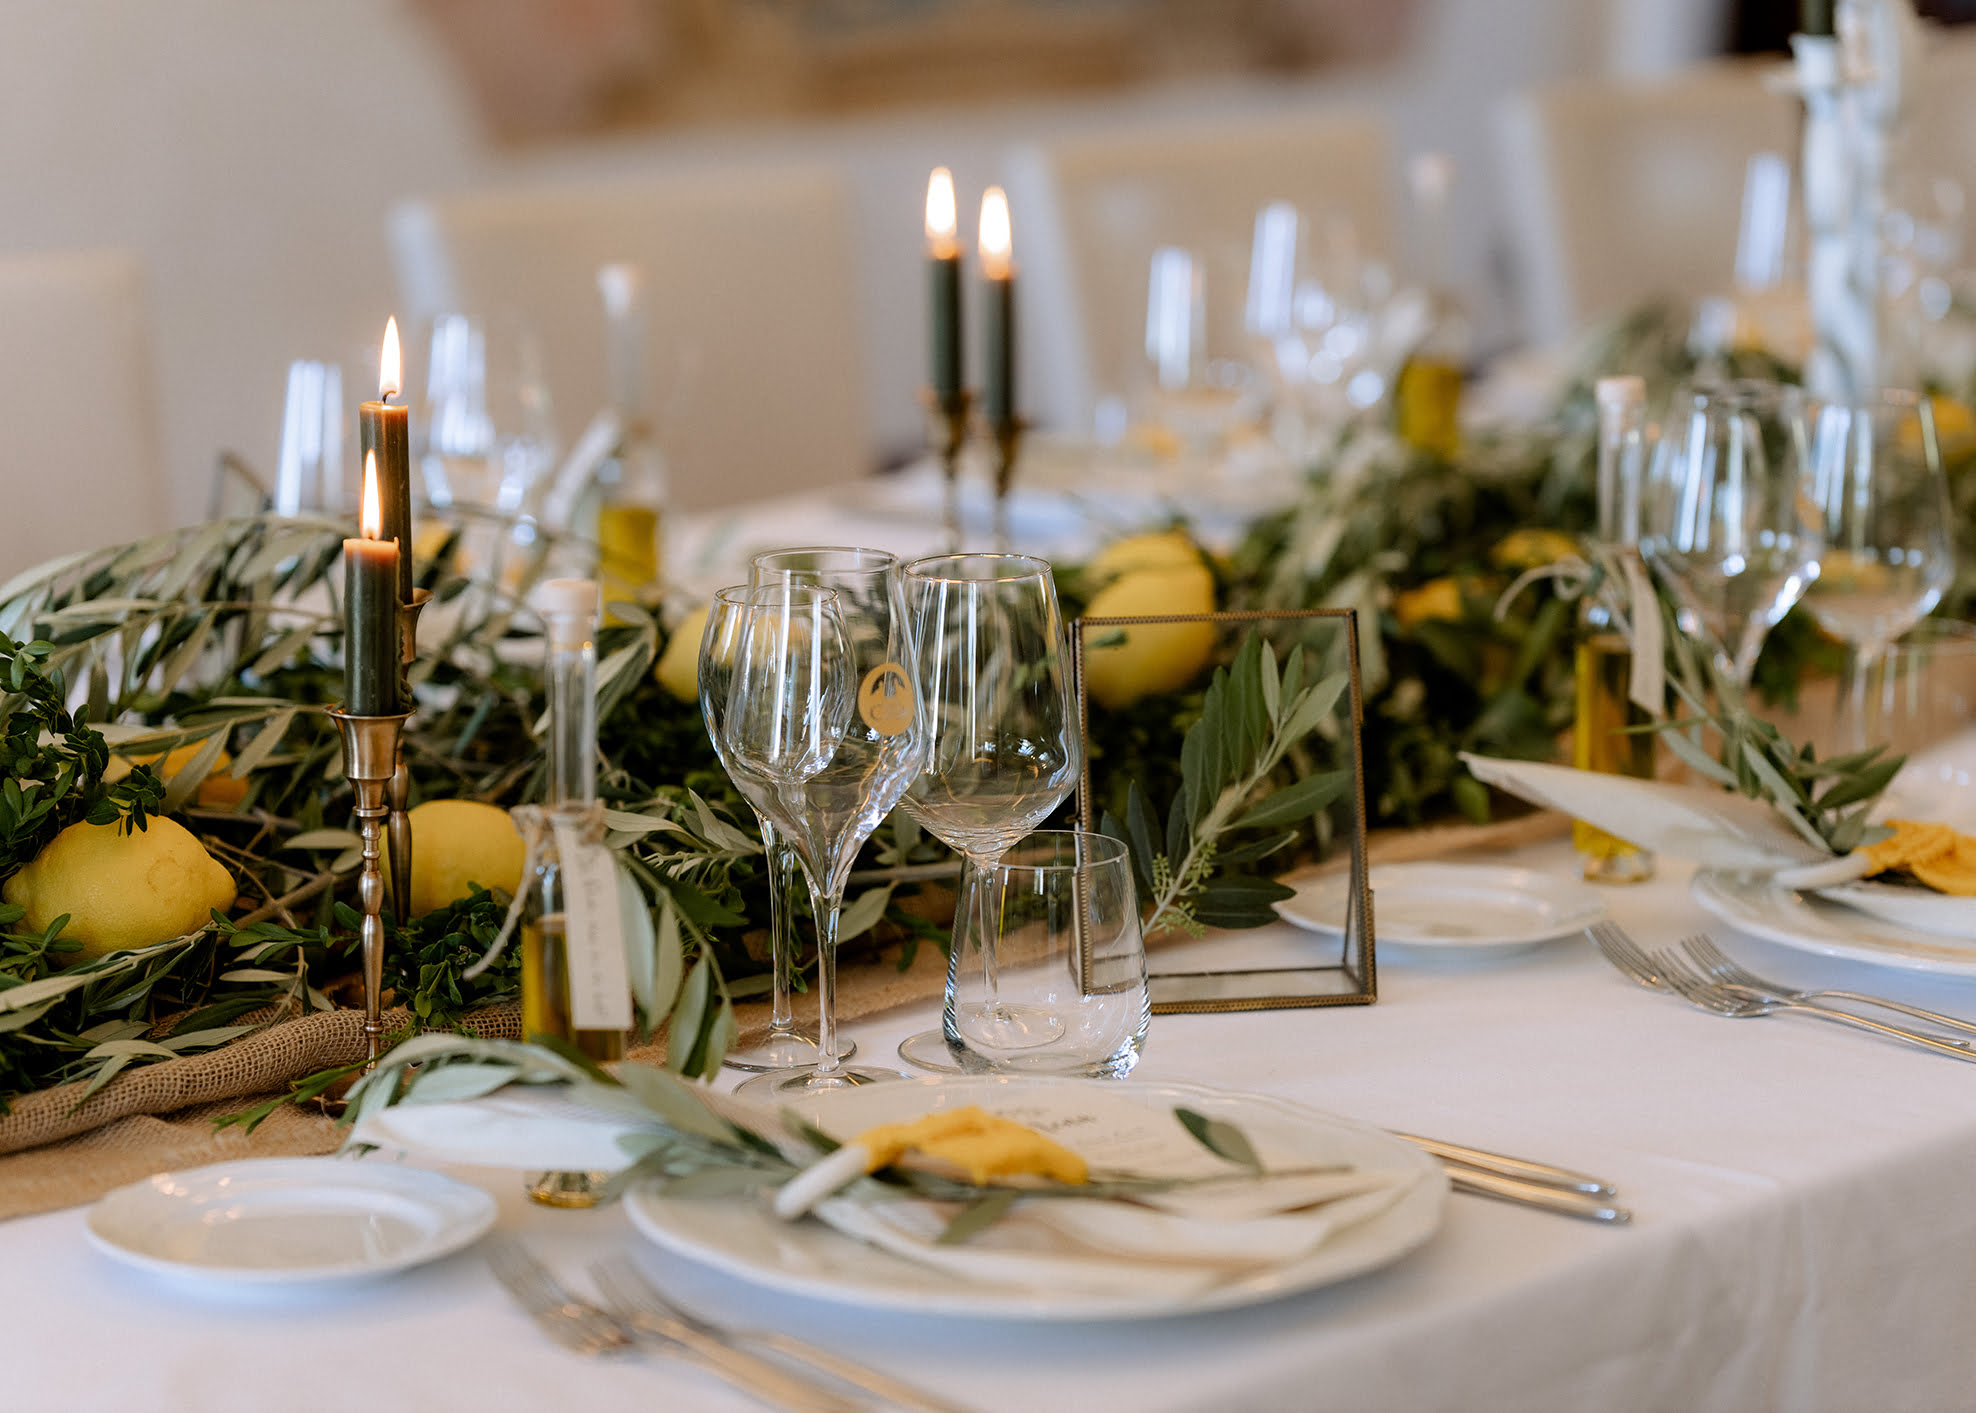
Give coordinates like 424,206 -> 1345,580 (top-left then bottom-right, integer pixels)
550,816 -> 635,1031
1623,559 -> 1665,716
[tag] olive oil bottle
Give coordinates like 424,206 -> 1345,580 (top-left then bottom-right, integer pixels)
1574,376 -> 1658,882
1395,153 -> 1469,460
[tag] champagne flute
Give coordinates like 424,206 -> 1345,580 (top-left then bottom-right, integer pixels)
1801,389 -> 1957,747
894,553 -> 1082,1071
698,587 -> 849,1072
1641,379 -> 1821,689
722,568 -> 926,1095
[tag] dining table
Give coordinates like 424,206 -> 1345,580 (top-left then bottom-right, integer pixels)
7,460 -> 1976,1413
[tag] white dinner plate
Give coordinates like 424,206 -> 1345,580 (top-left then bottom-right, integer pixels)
86,1157 -> 497,1287
1813,879 -> 1976,938
1276,863 -> 1606,956
624,1075 -> 1445,1322
1692,870 -> 1976,977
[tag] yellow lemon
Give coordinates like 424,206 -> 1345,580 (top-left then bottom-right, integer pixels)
3,817 -> 236,963
1081,564 -> 1217,710
402,799 -> 526,917
1393,577 -> 1465,629
1086,530 -> 1205,584
1490,528 -> 1579,572
106,743 -> 250,808
654,604 -> 709,702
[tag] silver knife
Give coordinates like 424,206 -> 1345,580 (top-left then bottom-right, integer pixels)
1395,1132 -> 1618,1197
1446,1166 -> 1632,1223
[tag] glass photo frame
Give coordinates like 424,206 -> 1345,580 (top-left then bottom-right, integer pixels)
1072,606 -> 1374,1014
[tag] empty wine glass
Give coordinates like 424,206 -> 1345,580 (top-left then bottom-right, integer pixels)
699,586 -> 848,1073
272,360 -> 346,516
722,557 -> 926,1096
894,553 -> 1082,1071
1641,379 -> 1821,688
1801,389 -> 1957,746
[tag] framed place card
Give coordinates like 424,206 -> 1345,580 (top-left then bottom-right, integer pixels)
1071,606 -> 1374,1014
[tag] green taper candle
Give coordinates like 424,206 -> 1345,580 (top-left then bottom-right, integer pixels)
344,451 -> 401,715
926,167 -> 964,403
979,186 -> 1016,428
359,317 -> 414,604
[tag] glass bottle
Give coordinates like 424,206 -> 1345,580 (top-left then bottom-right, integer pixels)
1394,153 -> 1470,460
520,577 -> 626,1064
591,264 -> 668,617
1573,376 -> 1658,883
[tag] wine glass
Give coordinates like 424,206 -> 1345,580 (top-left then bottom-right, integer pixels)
272,360 -> 346,516
1641,379 -> 1821,689
698,586 -> 849,1073
1800,389 -> 1957,747
721,563 -> 926,1096
894,553 -> 1082,1071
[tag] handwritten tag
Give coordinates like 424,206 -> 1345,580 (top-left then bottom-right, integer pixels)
550,815 -> 634,1031
858,662 -> 915,736
1623,559 -> 1665,717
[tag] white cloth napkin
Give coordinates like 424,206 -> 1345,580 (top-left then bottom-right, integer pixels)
351,1089 -> 651,1171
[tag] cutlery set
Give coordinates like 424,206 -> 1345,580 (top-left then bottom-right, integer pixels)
1588,921 -> 1976,1064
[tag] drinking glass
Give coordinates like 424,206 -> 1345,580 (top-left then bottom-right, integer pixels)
272,360 -> 346,516
1641,379 -> 1821,687
1801,389 -> 1957,746
698,587 -> 850,1073
894,553 -> 1081,1071
723,557 -> 926,1095
416,310 -> 557,588
942,831 -> 1148,1077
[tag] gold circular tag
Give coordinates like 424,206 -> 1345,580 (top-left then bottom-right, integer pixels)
858,662 -> 915,736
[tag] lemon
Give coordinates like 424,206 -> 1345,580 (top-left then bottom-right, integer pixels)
401,799 -> 526,916
654,604 -> 709,702
1086,530 -> 1205,583
105,743 -> 249,808
4,817 -> 236,963
1081,564 -> 1217,710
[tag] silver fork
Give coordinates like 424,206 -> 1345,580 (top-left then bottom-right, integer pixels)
1679,933 -> 1976,1040
595,1256 -> 973,1413
1592,923 -> 1976,1063
485,1236 -> 632,1357
589,1260 -> 867,1413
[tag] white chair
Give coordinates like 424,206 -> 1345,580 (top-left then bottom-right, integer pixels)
1003,112 -> 1392,437
389,162 -> 870,514
0,249 -> 165,585
1496,62 -> 1799,345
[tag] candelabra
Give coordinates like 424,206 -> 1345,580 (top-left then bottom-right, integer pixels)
326,705 -> 411,1063
989,415 -> 1027,552
924,387 -> 973,550
386,588 -> 431,924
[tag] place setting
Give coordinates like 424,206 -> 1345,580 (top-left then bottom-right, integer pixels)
16,1 -> 1976,1407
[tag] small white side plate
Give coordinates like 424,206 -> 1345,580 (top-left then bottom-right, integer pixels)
86,1157 -> 497,1287
1277,863 -> 1606,957
1815,880 -> 1976,938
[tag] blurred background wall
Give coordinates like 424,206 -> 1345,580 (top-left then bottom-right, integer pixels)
0,0 -> 1762,526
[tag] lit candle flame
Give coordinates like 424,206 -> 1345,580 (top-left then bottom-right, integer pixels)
925,167 -> 958,259
361,451 -> 382,539
979,187 -> 1011,280
379,317 -> 401,401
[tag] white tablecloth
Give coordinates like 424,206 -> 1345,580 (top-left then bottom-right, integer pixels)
10,839 -> 1976,1413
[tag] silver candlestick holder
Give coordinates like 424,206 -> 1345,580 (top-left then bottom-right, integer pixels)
988,415 -> 1027,552
327,704 -> 412,1064
386,588 -> 431,925
923,387 -> 974,550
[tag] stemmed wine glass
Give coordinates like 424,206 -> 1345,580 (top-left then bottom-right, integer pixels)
698,586 -> 851,1072
720,560 -> 926,1096
1641,379 -> 1822,690
893,553 -> 1082,1071
1800,389 -> 1957,747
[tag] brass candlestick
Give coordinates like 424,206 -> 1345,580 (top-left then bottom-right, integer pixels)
989,415 -> 1027,552
923,387 -> 973,550
328,705 -> 412,1064
386,588 -> 431,924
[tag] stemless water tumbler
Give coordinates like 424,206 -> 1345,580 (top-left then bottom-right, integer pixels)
943,831 -> 1149,1078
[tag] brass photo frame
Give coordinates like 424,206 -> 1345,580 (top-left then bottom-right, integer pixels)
1072,606 -> 1374,1014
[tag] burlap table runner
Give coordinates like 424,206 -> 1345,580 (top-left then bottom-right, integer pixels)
0,811 -> 1565,1222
